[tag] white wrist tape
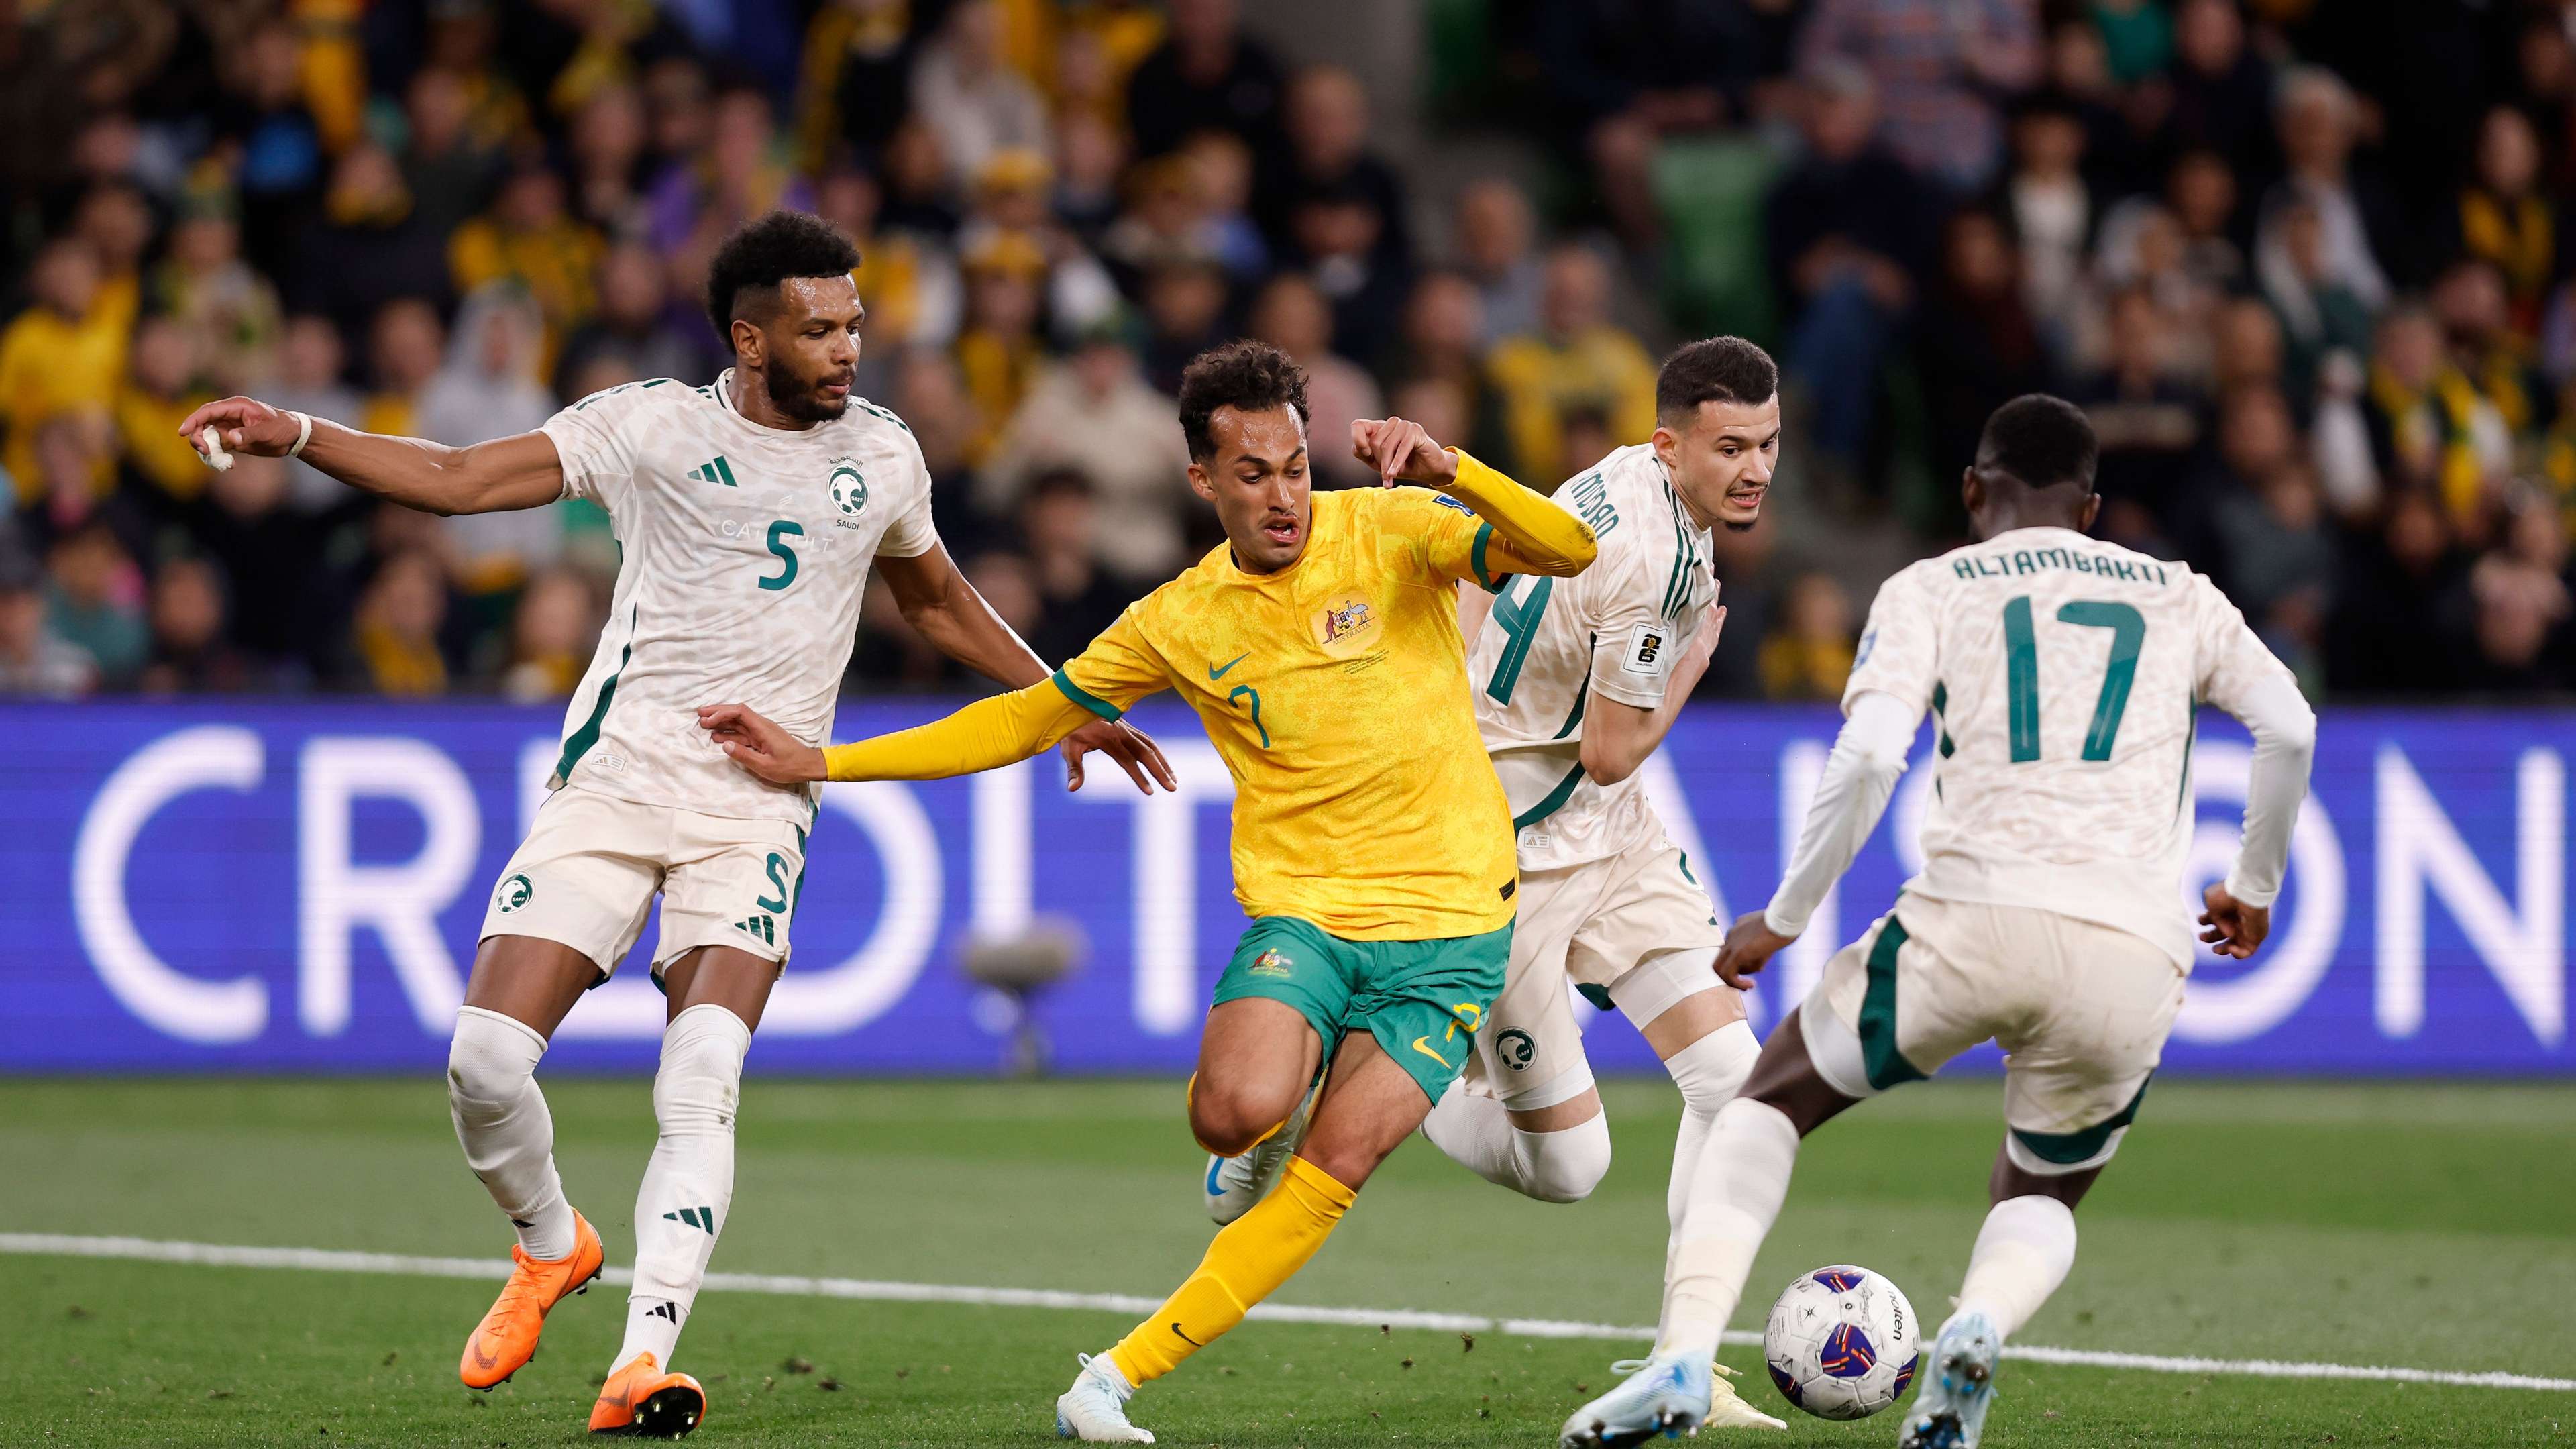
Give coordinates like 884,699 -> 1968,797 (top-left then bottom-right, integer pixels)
287,410 -> 313,459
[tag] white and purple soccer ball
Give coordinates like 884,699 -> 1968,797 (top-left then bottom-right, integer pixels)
1762,1264 -> 1921,1421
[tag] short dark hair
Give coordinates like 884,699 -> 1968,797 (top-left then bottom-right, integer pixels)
1176,340 -> 1309,461
703,210 -> 862,337
1655,337 -> 1778,419
1975,394 -> 2098,492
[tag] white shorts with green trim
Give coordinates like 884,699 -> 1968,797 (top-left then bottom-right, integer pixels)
1799,894 -> 2185,1175
478,786 -> 808,984
1460,834 -> 1729,1110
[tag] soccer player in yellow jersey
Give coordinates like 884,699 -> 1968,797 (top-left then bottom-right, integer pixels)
698,340 -> 1598,1442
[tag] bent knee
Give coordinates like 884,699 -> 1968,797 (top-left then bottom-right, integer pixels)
447,1008 -> 543,1110
1189,1094 -> 1289,1157
1522,1116 -> 1613,1204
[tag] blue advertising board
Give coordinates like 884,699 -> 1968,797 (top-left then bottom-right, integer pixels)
0,700 -> 2567,1075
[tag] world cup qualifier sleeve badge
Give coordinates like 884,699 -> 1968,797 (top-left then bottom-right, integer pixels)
827,458 -> 868,521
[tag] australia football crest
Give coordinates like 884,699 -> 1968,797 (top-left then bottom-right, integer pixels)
828,458 -> 868,517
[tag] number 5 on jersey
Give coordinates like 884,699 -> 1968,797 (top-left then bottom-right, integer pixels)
759,520 -> 802,592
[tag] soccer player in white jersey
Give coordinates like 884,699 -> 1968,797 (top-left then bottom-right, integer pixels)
1683,396 -> 2316,1449
1452,339 -> 1788,1444
178,211 -> 1171,1439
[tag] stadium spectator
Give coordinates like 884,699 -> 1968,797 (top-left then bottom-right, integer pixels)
796,0 -> 919,170
1450,178 -> 1544,347
0,549 -> 95,698
338,549 -> 455,697
43,523 -> 147,689
286,143 -> 456,341
2361,302 -> 2513,534
1265,66 -> 1409,268
421,289 -> 564,598
1136,254 -> 1230,396
449,164 -> 604,368
1,240 -> 127,502
557,245 -> 716,397
157,198 -> 283,398
113,315 -> 214,509
500,569 -> 605,702
1796,0 -> 2042,195
1766,62 -> 1928,481
1486,245 -> 1657,488
1758,571 -> 1860,701
1377,270 -> 1513,470
2002,92 -> 2096,343
1916,210 -> 2053,523
981,316 -> 1190,580
2255,67 -> 2402,316
914,0 -> 1051,190
1012,469 -> 1138,665
1124,0 -> 1285,162
2160,0 -> 2277,189
138,555 -> 252,695
2445,106 -> 2562,342
951,230 -> 1051,468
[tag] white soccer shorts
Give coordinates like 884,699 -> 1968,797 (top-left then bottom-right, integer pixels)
1799,894 -> 2186,1175
478,786 -> 808,983
1460,836 -> 1730,1110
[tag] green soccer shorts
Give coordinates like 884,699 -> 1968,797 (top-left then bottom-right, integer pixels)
1210,916 -> 1513,1102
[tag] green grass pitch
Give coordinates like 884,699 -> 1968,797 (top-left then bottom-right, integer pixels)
4,1077 -> 2570,1446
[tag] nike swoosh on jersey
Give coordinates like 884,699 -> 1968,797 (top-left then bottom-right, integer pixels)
1410,1036 -> 1453,1068
1208,652 -> 1250,680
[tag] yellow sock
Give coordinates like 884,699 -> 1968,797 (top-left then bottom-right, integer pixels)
1107,1156 -> 1356,1385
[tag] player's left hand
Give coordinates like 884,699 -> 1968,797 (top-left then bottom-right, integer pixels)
697,702 -> 828,784
1061,718 -> 1177,795
2198,882 -> 2271,959
1350,417 -> 1457,488
1714,910 -> 1796,988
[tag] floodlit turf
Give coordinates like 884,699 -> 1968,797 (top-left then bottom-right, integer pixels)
4,1077 -> 2570,1446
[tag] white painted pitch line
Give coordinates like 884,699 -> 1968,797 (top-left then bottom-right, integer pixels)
8,1234 -> 2572,1395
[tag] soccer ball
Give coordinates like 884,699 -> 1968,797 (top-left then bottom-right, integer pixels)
1762,1264 -> 1921,1420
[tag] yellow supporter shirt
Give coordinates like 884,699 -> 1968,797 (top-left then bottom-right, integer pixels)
1053,486 -> 1519,941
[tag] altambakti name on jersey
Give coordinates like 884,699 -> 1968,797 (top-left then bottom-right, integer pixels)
540,371 -> 938,823
1843,526 -> 2300,967
1468,443 -> 1719,871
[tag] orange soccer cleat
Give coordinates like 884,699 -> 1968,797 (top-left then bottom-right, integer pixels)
458,1210 -> 605,1390
588,1352 -> 706,1438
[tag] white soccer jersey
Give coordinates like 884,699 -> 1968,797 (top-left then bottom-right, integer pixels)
1845,525 -> 2298,965
1469,444 -> 1718,871
539,371 -> 937,823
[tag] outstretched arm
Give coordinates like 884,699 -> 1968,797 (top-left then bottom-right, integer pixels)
1351,417 -> 1598,576
2198,673 -> 2316,959
700,682 -> 1097,785
877,545 -> 1176,794
178,395 -> 564,515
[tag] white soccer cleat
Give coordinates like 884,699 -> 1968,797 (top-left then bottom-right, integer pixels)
1560,1350 -> 1785,1447
1201,1075 -> 1320,1225
1897,1312 -> 1998,1449
1055,1352 -> 1154,1444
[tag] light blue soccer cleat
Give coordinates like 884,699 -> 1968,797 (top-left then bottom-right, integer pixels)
1201,1075 -> 1320,1225
1560,1350 -> 1786,1447
1055,1353 -> 1154,1444
1897,1312 -> 1998,1449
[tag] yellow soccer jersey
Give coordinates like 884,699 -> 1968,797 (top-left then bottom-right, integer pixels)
1054,486 -> 1521,941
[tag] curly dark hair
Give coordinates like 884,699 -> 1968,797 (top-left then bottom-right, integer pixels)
703,210 -> 863,339
1176,340 -> 1310,462
1654,336 -> 1778,419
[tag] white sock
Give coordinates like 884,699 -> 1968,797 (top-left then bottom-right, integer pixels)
1652,1018 -> 1760,1331
447,1006 -> 576,1261
1950,1195 -> 2077,1340
1421,1077 -> 1613,1203
1660,1096 -> 1799,1358
614,1002 -> 752,1372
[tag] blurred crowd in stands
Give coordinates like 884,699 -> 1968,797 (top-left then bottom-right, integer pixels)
3,0 -> 2575,701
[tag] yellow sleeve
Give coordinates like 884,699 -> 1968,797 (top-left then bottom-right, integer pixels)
822,605 -> 1175,782
1439,449 -> 1598,578
822,684 -> 1091,782
1052,606 -> 1175,719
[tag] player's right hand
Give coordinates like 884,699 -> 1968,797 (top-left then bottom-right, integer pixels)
697,703 -> 828,784
1713,909 -> 1796,988
2198,882 -> 2271,959
178,396 -> 303,459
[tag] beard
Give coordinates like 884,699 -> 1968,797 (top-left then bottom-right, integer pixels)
762,352 -> 849,423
